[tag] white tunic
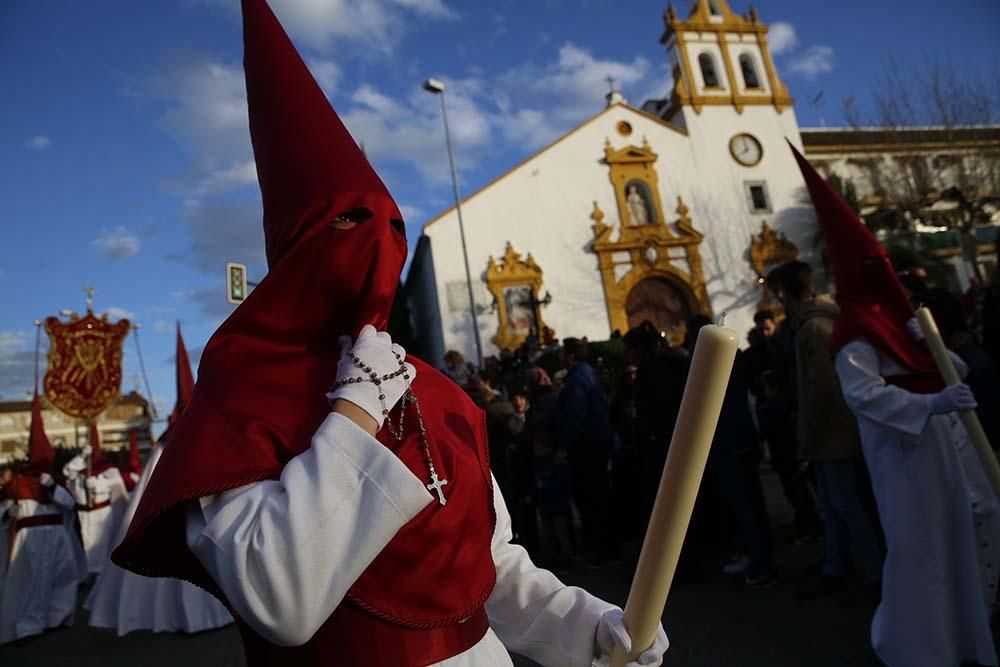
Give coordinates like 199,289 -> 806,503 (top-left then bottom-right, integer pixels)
0,487 -> 80,643
185,413 -> 618,666
86,444 -> 233,636
64,458 -> 129,575
836,341 -> 1000,667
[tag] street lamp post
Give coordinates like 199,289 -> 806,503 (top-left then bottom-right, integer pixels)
423,77 -> 484,367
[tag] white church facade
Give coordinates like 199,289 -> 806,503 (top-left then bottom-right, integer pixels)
405,0 -> 999,365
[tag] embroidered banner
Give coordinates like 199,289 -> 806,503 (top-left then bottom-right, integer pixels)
44,313 -> 130,419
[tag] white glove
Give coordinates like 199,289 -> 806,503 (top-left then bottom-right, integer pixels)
595,608 -> 668,666
929,384 -> 978,414
906,317 -> 925,342
326,325 -> 416,430
85,477 -> 98,491
39,473 -> 54,487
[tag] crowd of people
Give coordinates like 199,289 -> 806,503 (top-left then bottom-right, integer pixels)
439,247 -> 1000,661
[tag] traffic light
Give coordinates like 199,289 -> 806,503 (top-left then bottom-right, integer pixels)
226,262 -> 248,304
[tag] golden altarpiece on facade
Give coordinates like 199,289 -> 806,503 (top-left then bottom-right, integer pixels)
591,135 -> 711,343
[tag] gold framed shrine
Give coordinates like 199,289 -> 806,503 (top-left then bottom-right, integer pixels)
485,243 -> 549,351
592,137 -> 711,343
748,221 -> 800,309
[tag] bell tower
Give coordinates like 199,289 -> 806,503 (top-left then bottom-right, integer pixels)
659,0 -> 792,123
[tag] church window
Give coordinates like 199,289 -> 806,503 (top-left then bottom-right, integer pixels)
744,181 -> 771,213
739,54 -> 761,89
708,0 -> 722,16
699,53 -> 721,88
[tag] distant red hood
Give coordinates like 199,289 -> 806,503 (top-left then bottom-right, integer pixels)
789,143 -> 940,384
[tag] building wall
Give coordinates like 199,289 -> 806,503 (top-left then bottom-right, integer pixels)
664,103 -> 814,338
0,393 -> 154,465
419,99 -> 816,361
803,142 -> 997,202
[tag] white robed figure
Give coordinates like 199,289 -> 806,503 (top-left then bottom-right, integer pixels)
790,144 -> 1000,667
0,474 -> 80,644
838,340 -> 999,666
63,424 -> 129,576
0,394 -> 80,644
86,443 -> 233,635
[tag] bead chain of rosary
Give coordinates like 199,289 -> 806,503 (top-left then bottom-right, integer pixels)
330,349 -> 448,505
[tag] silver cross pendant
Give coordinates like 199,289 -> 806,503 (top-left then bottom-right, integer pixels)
426,471 -> 448,506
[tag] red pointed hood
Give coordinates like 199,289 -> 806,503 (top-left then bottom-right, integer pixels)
789,143 -> 940,381
243,0 -> 406,269
5,394 -> 55,502
174,322 -> 195,417
116,0 -> 410,581
26,393 -> 54,472
167,322 -> 196,428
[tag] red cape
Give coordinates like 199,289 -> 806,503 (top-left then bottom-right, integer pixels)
114,0 -> 495,636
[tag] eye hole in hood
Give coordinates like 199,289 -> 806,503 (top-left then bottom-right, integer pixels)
338,207 -> 372,224
390,218 -> 405,237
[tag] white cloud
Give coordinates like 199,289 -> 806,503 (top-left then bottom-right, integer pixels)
786,45 -> 835,79
340,77 -> 492,183
153,54 -> 253,195
493,43 -> 651,148
194,160 -> 259,195
0,331 -> 44,399
339,42 -> 654,184
633,63 -> 673,109
173,286 -> 240,319
152,320 -> 174,333
389,0 -> 456,20
768,22 -> 798,55
106,307 -> 136,321
399,204 -> 423,221
0,331 -> 27,349
200,0 -> 456,54
91,227 -> 141,260
172,198 -> 267,276
308,57 -> 341,98
25,135 -> 51,150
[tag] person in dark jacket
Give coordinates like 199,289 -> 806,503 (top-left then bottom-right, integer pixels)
621,322 -> 688,539
688,315 -> 777,588
983,241 -> 1000,368
768,261 -> 884,598
921,287 -> 1000,453
556,337 -> 618,564
511,367 -> 560,556
745,311 -> 820,542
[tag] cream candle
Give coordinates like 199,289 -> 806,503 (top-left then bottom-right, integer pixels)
610,323 -> 738,667
915,307 -> 1000,500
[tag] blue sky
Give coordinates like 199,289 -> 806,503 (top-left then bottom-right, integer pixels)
2,0 -> 998,428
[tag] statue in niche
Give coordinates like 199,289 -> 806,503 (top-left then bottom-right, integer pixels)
625,182 -> 655,226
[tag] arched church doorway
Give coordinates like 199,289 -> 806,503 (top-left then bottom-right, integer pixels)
625,277 -> 695,341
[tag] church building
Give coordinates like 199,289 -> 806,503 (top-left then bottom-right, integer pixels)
406,0 -> 999,365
